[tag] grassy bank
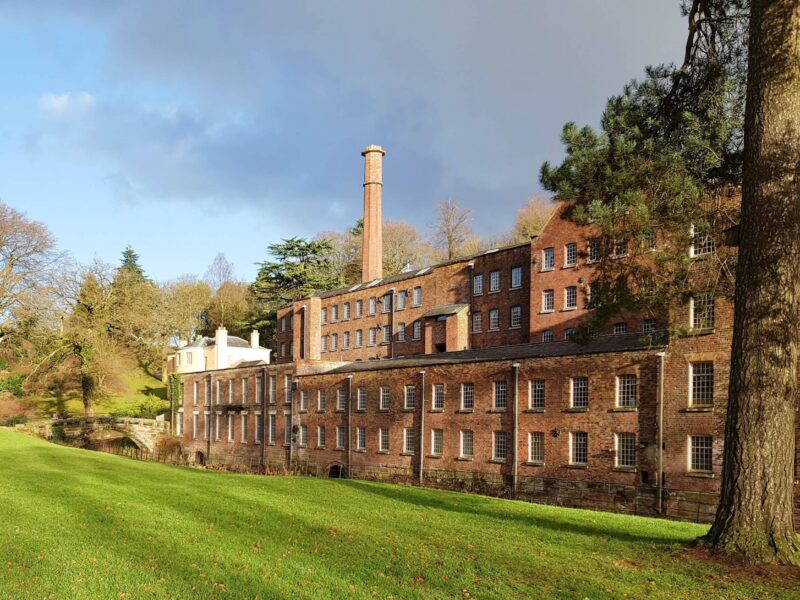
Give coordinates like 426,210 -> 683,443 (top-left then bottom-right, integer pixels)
0,430 -> 795,599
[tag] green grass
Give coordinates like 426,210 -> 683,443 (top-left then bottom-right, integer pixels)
0,430 -> 794,599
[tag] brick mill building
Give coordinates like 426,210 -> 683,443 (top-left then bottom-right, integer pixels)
177,145 -> 799,525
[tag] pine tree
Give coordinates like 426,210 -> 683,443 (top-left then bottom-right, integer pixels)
119,245 -> 146,280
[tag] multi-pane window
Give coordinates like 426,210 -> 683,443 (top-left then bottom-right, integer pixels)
565,242 -> 577,267
403,428 -> 416,454
543,247 -> 555,270
588,238 -> 601,263
300,390 -> 309,411
529,432 -> 545,463
255,414 -> 263,443
256,376 -> 263,404
284,413 -> 291,446
227,414 -> 234,442
192,414 -> 198,439
690,224 -> 716,257
381,293 -> 392,313
564,328 -> 576,341
268,414 -> 276,444
412,321 -> 422,340
397,322 -> 406,342
643,318 -> 656,333
356,426 -> 366,450
378,427 -> 389,452
331,304 -> 339,322
357,388 -> 367,411
380,387 -> 390,410
511,266 -> 522,289
489,270 -> 500,292
368,328 -> 377,346
382,325 -> 391,344
431,429 -> 444,456
530,380 -> 545,410
473,273 -> 484,295
494,381 -> 508,410
613,238 -> 628,257
542,330 -> 554,343
404,385 -> 416,409
461,382 -> 474,410
489,309 -> 500,330
355,299 -> 363,318
460,430 -> 474,458
280,317 -> 287,332
571,377 -> 589,408
355,329 -> 363,348
472,312 -> 482,332
321,335 -> 328,352
613,322 -> 628,335
343,331 -> 350,348
336,426 -> 346,450
542,289 -> 555,312
177,413 -> 183,436
690,362 -> 714,406
270,376 -> 277,404
317,426 -> 326,447
616,433 -> 636,468
343,302 -> 350,320
240,413 -> 247,442
215,381 -> 221,405
285,375 -> 293,403
510,305 -> 521,328
321,307 -> 328,324
570,431 -> 588,465
336,389 -> 346,411
493,431 -> 508,461
193,381 -> 199,405
690,435 -> 713,471
412,286 -> 423,306
433,384 -> 445,410
317,390 -> 327,411
242,379 -> 249,405
368,297 -> 377,315
565,286 -> 577,309
397,291 -> 407,310
616,374 -> 638,408
299,424 -> 308,446
691,293 -> 715,329
228,380 -> 234,404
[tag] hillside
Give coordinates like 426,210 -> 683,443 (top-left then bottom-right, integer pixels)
0,430 -> 796,599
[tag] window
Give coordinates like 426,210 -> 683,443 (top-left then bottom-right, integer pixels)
530,380 -> 545,410
331,304 -> 339,322
215,381 -> 221,405
587,283 -> 599,308
431,429 -> 444,456
321,307 -> 328,324
643,318 -> 656,333
343,331 -> 350,349
382,325 -> 391,344
355,299 -> 363,318
571,377 -> 589,408
690,362 -> 714,407
404,385 -> 416,409
564,328 -> 576,341
643,230 -> 657,251
472,312 -> 482,332
489,270 -> 500,292
255,414 -> 263,443
368,328 -> 377,346
542,289 -> 554,312
241,379 -> 249,405
689,435 -> 713,471
691,293 -> 715,329
587,239 -> 601,263
256,376 -> 263,404
615,433 -> 636,468
529,432 -> 545,463
356,427 -> 366,450
317,390 -> 327,411
493,431 -> 508,461
317,426 -> 326,447
412,321 -> 422,340
570,431 -> 588,465
690,224 -> 716,257
299,424 -> 307,446
284,375 -> 293,403
241,413 -> 248,443
510,305 -> 521,328
227,414 -> 234,442
565,286 -> 577,310
432,384 -> 445,410
565,242 -> 577,267
396,291 -> 407,310
343,302 -> 351,320
412,286 -> 423,306
613,238 -> 628,257
379,387 -> 390,410
186,352 -> 193,365
542,330 -> 554,343
336,426 -> 346,450
355,329 -> 363,348
613,322 -> 628,335
368,297 -> 377,315
300,390 -> 309,411
268,414 -> 276,444
473,273 -> 484,295
616,374 -> 638,408
403,428 -> 416,454
336,389 -> 346,411
381,294 -> 392,313
461,382 -> 474,410
397,322 -> 406,342
192,414 -> 198,439
227,380 -> 234,404
213,414 -> 219,440
460,430 -> 474,458
320,335 -> 328,352
511,266 -> 522,289
176,413 -> 183,436
489,309 -> 500,331
193,381 -> 199,406
329,333 -> 338,351
379,427 -> 389,452
543,247 -> 555,270
357,388 -> 367,411
270,376 -> 277,404
493,381 -> 508,410
284,413 -> 291,446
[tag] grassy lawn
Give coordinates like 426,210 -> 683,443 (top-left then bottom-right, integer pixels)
0,430 -> 795,599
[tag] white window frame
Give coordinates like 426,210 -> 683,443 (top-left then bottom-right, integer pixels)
528,431 -> 545,464
615,432 -> 636,468
460,429 -> 474,458
404,385 -> 416,410
569,431 -> 588,465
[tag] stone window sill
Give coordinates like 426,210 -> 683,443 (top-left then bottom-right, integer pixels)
473,292 -> 483,297
298,444 -> 307,448
612,407 -> 638,413
566,464 -> 588,470
565,407 -> 589,413
400,451 -> 415,456
335,447 -> 345,452
509,325 -> 522,330
488,328 -> 500,332
456,456 -> 473,462
426,454 -> 442,459
317,445 -> 325,449
540,310 -> 554,315
402,408 -> 415,413
540,268 -> 554,273
562,307 -> 577,312
429,409 -> 444,413
355,449 -> 366,453
457,409 -> 474,414
488,458 -> 507,464
562,264 -> 577,270
686,471 -> 715,479
488,290 -> 501,295
377,450 -> 389,455
684,406 -> 713,413
509,286 -> 522,291
525,408 -> 545,413
524,461 -> 544,467
488,408 -> 507,413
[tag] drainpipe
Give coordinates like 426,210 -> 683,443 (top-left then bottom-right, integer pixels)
656,351 -> 666,514
418,370 -> 426,484
289,377 -> 297,471
206,374 -> 212,465
512,362 -> 520,497
346,375 -> 353,478
260,367 -> 267,472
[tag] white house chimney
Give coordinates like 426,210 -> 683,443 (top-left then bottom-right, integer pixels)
250,329 -> 260,349
178,338 -> 188,348
215,327 -> 228,369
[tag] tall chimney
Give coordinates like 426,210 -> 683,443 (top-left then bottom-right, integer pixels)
361,144 -> 385,281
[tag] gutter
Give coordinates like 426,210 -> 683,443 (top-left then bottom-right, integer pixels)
656,351 -> 666,514
418,370 -> 426,484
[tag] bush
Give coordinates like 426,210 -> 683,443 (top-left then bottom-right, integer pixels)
0,374 -> 24,397
154,434 -> 182,457
110,396 -> 169,419
0,414 -> 27,427
51,425 -> 67,442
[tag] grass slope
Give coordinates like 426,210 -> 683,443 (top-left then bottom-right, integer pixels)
0,430 -> 794,599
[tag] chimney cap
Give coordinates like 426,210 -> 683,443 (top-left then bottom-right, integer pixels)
361,144 -> 386,156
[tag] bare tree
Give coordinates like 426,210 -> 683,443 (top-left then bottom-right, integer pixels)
431,199 -> 474,260
511,195 -> 555,242
160,276 -> 212,342
204,253 -> 237,328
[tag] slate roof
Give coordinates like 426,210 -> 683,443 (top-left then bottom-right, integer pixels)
422,303 -> 470,318
184,336 -> 254,349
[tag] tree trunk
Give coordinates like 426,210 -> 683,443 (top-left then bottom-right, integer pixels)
706,0 -> 800,565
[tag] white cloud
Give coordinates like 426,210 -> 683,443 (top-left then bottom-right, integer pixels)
39,92 -> 96,117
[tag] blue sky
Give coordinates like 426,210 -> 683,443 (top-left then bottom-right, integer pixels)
0,1 -> 686,282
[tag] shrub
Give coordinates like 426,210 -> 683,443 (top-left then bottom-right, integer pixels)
154,434 -> 182,457
51,425 -> 67,442
110,396 -> 169,419
0,374 -> 24,397
0,414 -> 27,427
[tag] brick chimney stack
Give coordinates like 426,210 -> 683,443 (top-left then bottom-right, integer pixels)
361,144 -> 385,281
